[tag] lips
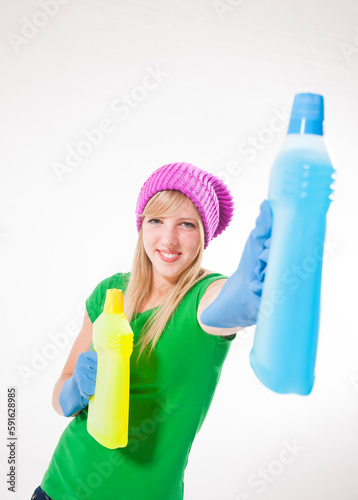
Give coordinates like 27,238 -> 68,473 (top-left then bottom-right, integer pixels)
157,250 -> 182,263
158,249 -> 181,256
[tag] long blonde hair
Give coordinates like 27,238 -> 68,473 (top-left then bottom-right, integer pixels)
123,190 -> 211,360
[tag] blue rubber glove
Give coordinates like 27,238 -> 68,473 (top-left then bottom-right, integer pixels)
59,350 -> 97,417
200,200 -> 272,328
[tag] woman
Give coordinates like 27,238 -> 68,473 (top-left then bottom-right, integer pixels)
31,162 -> 271,500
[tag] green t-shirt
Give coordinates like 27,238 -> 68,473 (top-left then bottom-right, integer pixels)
41,272 -> 236,500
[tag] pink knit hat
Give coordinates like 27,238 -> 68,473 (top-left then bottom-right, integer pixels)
135,162 -> 234,249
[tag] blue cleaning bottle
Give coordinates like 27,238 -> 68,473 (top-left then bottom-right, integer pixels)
249,93 -> 336,395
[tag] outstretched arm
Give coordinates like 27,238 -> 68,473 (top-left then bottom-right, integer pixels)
197,278 -> 242,336
200,200 -> 272,329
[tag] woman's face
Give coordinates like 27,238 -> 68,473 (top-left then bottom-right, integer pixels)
142,197 -> 202,287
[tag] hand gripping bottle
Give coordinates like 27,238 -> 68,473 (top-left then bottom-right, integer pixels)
87,288 -> 134,448
250,93 -> 336,395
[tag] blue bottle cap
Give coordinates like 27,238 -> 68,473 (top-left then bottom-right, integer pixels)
287,93 -> 324,135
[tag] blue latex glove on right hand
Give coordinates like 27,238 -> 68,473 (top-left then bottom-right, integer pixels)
200,200 -> 272,329
59,350 -> 97,417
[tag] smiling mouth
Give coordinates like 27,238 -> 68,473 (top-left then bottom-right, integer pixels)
157,250 -> 182,262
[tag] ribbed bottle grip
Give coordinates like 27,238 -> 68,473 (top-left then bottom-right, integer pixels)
105,334 -> 134,352
282,165 -> 335,198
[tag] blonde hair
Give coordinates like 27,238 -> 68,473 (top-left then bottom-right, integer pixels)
123,190 -> 211,360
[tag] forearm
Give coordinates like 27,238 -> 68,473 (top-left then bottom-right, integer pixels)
199,280 -> 244,334
52,374 -> 70,415
200,201 -> 272,329
52,374 -> 83,418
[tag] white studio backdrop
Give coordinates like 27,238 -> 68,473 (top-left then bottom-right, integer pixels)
1,0 -> 358,499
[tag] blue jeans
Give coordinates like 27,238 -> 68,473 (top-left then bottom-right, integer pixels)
31,486 -> 53,500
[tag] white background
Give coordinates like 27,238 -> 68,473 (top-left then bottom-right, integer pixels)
1,0 -> 358,499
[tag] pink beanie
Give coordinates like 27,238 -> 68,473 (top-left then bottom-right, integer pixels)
135,162 -> 234,249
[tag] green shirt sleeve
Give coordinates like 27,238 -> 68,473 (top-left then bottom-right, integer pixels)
85,274 -> 117,323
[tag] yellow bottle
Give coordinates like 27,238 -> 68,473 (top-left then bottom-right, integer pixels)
87,288 -> 134,449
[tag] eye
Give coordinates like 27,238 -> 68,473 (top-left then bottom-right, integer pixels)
147,219 -> 195,228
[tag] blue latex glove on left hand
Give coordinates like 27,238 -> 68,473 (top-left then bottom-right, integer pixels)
200,200 -> 272,328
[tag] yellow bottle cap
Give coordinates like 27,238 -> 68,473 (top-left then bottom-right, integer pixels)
104,289 -> 124,314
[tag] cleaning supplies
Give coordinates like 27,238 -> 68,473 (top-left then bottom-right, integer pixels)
250,93 -> 336,395
87,288 -> 134,448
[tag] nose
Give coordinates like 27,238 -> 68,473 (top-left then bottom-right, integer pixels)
161,225 -> 179,247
